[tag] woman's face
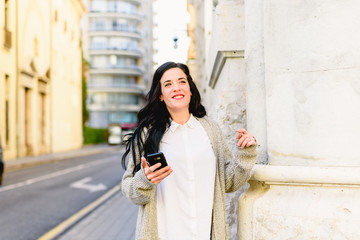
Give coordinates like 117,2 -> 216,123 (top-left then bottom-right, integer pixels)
159,67 -> 192,114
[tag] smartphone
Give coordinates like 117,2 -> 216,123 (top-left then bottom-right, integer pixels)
146,152 -> 168,171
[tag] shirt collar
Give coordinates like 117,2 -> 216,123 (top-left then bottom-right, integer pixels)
169,114 -> 198,132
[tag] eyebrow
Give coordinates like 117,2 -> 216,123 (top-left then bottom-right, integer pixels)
162,80 -> 171,85
162,77 -> 187,85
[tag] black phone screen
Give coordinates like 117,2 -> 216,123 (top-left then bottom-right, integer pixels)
146,152 -> 168,171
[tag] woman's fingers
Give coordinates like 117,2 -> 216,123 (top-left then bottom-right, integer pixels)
150,167 -> 173,184
236,129 -> 256,148
237,134 -> 250,147
238,136 -> 256,148
141,157 -> 148,169
237,128 -> 248,134
142,157 -> 161,178
241,137 -> 251,148
149,163 -> 162,172
145,164 -> 172,184
237,129 -> 248,139
246,138 -> 256,147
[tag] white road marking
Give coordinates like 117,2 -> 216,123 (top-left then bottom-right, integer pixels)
0,156 -> 116,193
70,177 -> 107,193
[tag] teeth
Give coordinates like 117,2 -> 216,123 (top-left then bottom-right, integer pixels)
173,95 -> 183,99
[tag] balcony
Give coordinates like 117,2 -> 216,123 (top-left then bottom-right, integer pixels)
88,12 -> 143,21
3,28 -> 12,48
128,0 -> 141,5
88,0 -> 141,15
90,65 -> 143,76
87,103 -> 142,112
89,28 -> 141,39
89,47 -> 143,58
87,83 -> 146,94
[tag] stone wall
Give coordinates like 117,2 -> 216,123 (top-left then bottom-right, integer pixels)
202,1 -> 249,238
189,0 -> 360,239
263,0 -> 360,166
239,0 -> 360,239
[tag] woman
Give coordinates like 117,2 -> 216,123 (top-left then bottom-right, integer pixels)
121,62 -> 257,240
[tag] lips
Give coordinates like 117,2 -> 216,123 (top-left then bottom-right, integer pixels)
172,94 -> 184,99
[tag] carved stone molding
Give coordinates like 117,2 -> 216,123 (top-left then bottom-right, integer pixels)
209,50 -> 244,88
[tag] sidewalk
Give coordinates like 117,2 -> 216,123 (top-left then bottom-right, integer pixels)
4,144 -> 120,172
4,144 -> 138,240
55,187 -> 138,240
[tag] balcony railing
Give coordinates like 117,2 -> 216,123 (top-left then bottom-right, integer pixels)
89,27 -> 140,34
89,8 -> 139,15
88,83 -> 146,90
3,28 -> 12,48
91,65 -> 142,71
89,46 -> 142,53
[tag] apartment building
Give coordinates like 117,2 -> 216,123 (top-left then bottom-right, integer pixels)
81,0 -> 153,128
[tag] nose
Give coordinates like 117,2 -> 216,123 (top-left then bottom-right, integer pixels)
173,82 -> 180,91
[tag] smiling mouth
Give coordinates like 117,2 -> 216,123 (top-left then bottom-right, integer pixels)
172,94 -> 184,99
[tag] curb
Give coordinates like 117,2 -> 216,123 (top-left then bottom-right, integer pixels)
38,183 -> 122,240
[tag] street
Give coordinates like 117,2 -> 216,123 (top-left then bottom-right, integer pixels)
0,149 -> 125,240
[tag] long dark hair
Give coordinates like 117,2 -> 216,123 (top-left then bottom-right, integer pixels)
121,62 -> 206,175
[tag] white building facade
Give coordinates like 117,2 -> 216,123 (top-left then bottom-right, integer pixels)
81,0 -> 153,128
188,0 -> 360,239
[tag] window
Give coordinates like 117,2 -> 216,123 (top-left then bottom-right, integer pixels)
4,0 -> 9,28
54,10 -> 58,22
109,55 -> 117,66
91,36 -> 138,50
89,93 -> 139,105
5,74 -> 9,145
89,75 -> 136,88
91,55 -> 107,68
5,100 -> 9,144
116,1 -> 137,14
91,55 -> 137,69
4,0 -> 12,48
112,20 -> 118,30
109,112 -> 137,124
34,37 -> 38,56
39,93 -> 46,144
91,36 -> 107,49
91,0 -> 107,13
108,37 -> 138,50
89,111 -> 108,128
93,19 -> 106,31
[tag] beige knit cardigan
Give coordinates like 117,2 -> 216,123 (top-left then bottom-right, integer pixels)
121,117 -> 257,240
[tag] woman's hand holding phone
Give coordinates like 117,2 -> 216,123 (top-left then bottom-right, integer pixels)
141,157 -> 172,184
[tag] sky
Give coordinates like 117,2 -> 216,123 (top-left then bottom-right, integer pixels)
153,0 -> 190,68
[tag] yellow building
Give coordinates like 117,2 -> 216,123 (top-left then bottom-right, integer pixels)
0,0 -> 85,161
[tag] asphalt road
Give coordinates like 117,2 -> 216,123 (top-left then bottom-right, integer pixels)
0,149 -> 125,240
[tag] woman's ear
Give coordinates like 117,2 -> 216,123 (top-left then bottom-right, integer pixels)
160,95 -> 163,101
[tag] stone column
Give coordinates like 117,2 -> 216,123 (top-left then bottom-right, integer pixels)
264,0 -> 360,167
244,0 -> 267,164
238,0 -> 360,239
206,1 -> 247,239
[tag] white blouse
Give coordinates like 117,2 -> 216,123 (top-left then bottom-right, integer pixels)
157,115 -> 216,240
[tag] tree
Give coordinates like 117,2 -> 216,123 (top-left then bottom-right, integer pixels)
82,53 -> 90,126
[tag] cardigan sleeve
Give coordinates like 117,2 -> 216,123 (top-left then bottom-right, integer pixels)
121,131 -> 157,206
214,122 -> 258,193
224,144 -> 257,193
121,155 -> 157,205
